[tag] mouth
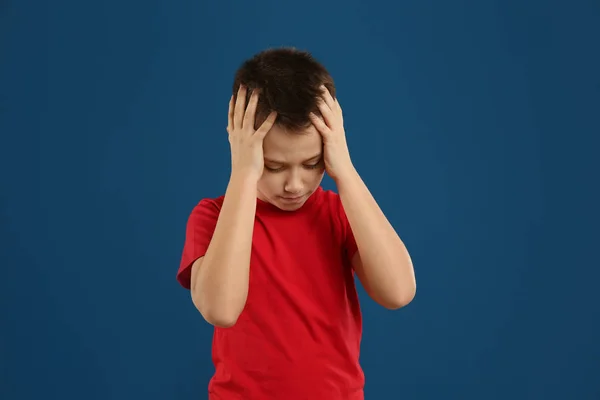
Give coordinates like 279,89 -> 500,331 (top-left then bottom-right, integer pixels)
279,194 -> 305,202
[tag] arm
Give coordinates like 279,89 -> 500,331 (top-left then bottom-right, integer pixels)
309,85 -> 415,310
190,85 -> 277,327
337,168 -> 416,309
190,173 -> 257,328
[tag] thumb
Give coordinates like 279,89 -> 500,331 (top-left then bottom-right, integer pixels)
254,111 -> 278,140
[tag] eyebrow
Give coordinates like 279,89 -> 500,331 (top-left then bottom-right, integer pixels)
264,153 -> 322,164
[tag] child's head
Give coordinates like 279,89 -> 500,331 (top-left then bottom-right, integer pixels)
232,47 -> 334,211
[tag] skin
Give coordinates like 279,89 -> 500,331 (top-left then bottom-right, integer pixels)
190,86 -> 276,327
257,123 -> 326,212
311,86 -> 416,309
191,84 -> 416,328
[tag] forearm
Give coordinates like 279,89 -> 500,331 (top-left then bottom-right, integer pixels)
336,168 -> 416,308
193,172 -> 257,325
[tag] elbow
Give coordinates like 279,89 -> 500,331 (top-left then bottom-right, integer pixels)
381,285 -> 416,310
191,291 -> 242,328
203,312 -> 239,328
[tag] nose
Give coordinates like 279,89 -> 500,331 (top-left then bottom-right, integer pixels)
284,170 -> 303,194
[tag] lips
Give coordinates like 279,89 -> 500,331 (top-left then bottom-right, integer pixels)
280,194 -> 304,201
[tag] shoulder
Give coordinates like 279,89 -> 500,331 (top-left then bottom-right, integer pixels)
192,194 -> 225,213
318,188 -> 346,218
185,194 -> 225,225
309,187 -> 348,233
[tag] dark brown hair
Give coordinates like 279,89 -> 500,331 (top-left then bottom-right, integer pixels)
232,47 -> 335,131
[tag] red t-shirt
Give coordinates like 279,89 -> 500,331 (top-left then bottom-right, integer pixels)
177,186 -> 364,400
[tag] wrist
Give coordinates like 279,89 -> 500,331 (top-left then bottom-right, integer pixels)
230,169 -> 261,187
332,164 -> 359,187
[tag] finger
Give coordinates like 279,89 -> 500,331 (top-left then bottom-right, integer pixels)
320,85 -> 336,110
234,85 -> 247,130
316,98 -> 335,128
334,98 -> 343,121
243,89 -> 260,130
309,112 -> 331,136
227,95 -> 234,132
334,98 -> 342,113
255,111 -> 278,140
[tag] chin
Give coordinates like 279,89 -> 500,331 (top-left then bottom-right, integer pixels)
270,192 -> 310,211
275,198 -> 306,211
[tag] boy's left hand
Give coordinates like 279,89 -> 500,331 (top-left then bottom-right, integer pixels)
310,86 -> 355,182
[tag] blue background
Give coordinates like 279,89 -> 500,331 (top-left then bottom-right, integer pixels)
1,0 -> 599,399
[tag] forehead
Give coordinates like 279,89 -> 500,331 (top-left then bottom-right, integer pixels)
263,124 -> 323,161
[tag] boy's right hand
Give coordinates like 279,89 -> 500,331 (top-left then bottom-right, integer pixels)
227,85 -> 277,182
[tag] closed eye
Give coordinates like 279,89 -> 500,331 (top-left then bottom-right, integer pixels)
264,158 -> 323,173
265,165 -> 284,172
304,162 -> 321,169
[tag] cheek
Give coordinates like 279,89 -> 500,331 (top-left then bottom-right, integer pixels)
306,169 -> 326,186
258,169 -> 325,192
257,173 -> 280,193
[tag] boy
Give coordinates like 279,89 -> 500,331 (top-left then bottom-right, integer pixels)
177,47 -> 416,400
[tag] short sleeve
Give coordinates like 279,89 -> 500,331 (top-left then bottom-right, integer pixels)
176,199 -> 221,289
337,197 -> 359,262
